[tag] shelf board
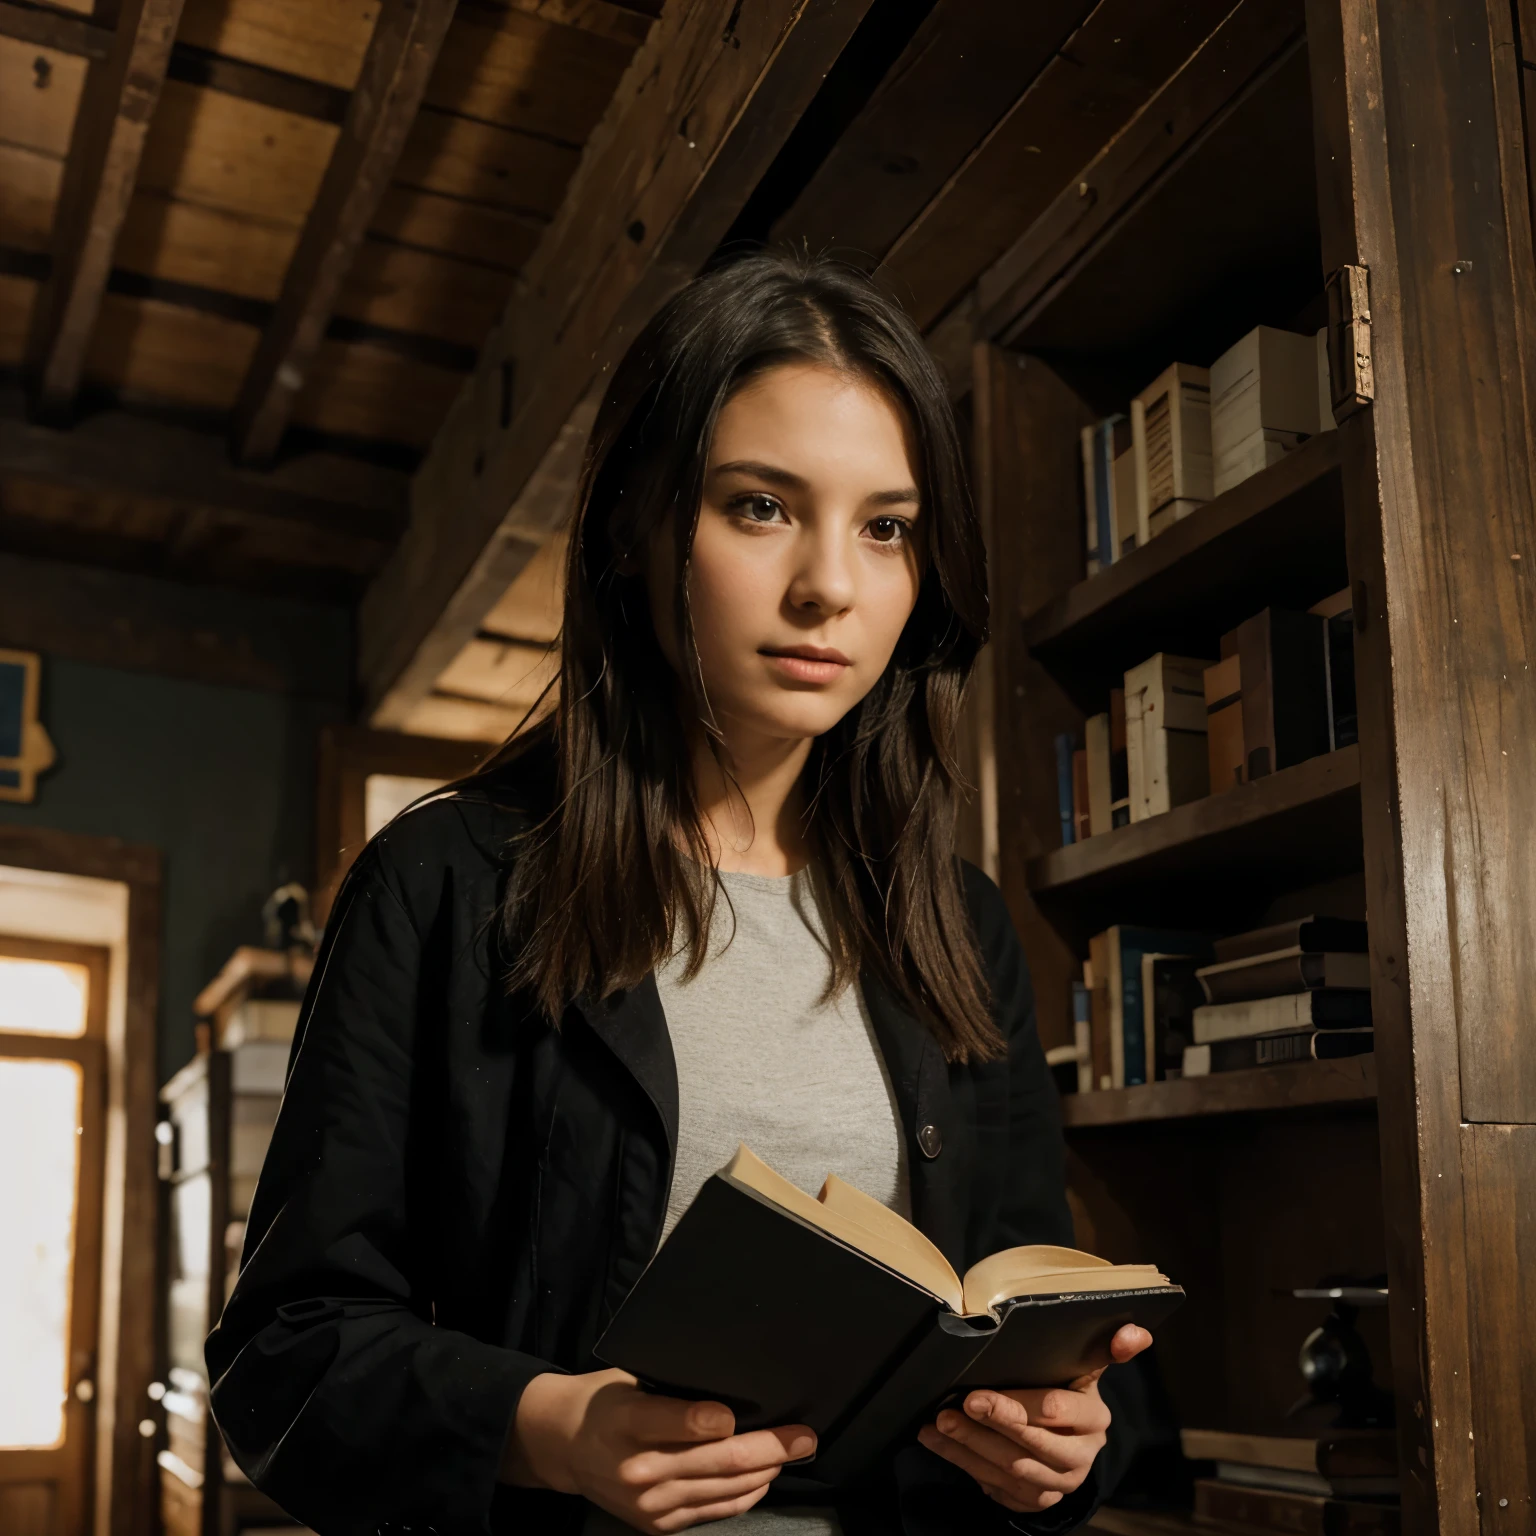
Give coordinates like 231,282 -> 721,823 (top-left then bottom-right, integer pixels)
1024,746 -> 1362,941
1020,433 -> 1346,713
1062,1054 -> 1378,1129
1087,1508 -> 1263,1536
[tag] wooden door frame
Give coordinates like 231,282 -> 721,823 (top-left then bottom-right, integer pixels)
0,825 -> 162,1536
0,933 -> 110,1536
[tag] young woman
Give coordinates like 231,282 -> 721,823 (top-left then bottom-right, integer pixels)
207,253 -> 1155,1536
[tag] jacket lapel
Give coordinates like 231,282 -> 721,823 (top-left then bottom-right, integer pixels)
572,974 -> 679,1166
860,972 -> 969,1271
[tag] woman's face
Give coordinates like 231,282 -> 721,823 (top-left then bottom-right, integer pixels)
647,361 -> 926,748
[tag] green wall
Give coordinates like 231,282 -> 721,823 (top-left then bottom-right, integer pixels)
0,588 -> 349,1079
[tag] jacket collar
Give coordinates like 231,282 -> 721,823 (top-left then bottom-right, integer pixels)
573,974 -> 679,1161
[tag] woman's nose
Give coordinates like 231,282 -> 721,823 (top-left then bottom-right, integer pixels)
786,527 -> 855,615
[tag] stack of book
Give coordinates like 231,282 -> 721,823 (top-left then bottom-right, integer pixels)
1055,587 -> 1357,843
1183,916 -> 1372,1076
1182,1428 -> 1400,1533
1078,324 -> 1335,579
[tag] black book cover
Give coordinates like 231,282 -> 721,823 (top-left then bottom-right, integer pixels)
594,1175 -> 1183,1486
1198,950 -> 1371,1005
1209,1026 -> 1373,1072
1213,917 -> 1369,965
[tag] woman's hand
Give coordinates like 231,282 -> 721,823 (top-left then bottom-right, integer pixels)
917,1324 -> 1152,1516
502,1367 -> 816,1533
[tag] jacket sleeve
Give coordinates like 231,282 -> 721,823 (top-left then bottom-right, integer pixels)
891,866 -> 1147,1536
205,843 -> 553,1536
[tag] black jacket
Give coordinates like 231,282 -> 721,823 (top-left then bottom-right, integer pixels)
207,775 -> 1147,1534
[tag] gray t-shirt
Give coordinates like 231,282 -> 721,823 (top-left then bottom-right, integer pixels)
585,866 -> 909,1536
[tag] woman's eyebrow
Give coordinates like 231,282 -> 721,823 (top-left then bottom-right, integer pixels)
712,460 -> 920,509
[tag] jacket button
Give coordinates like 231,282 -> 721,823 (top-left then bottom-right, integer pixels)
918,1123 -> 942,1159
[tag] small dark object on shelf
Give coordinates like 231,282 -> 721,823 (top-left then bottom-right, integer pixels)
262,882 -> 317,957
1288,1273 -> 1393,1428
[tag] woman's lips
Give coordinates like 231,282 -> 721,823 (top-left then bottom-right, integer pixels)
761,646 -> 852,683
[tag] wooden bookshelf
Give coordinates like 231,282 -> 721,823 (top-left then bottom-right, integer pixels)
1021,433 -> 1345,712
1061,1055 -> 1377,1129
1025,747 -> 1362,944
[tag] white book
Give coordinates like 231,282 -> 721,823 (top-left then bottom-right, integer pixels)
230,1040 -> 289,1095
1210,326 -> 1320,494
1123,653 -> 1210,822
1193,992 -> 1367,1043
222,997 -> 301,1049
1132,362 -> 1212,545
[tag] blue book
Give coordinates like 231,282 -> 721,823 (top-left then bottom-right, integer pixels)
1054,733 -> 1076,846
1093,416 -> 1124,567
1109,927 -> 1214,1087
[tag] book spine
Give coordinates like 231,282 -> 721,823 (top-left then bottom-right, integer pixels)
1193,1479 -> 1328,1536
1093,422 -> 1116,569
1054,733 -> 1076,846
1107,932 -> 1126,1089
1072,750 -> 1091,842
1084,714 -> 1113,837
1088,937 -> 1112,1092
1081,425 -> 1100,576
1072,983 -> 1092,1095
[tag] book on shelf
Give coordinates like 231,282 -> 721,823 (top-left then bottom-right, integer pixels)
1124,652 -> 1211,821
1213,916 -> 1369,965
1131,361 -> 1213,543
1071,981 -> 1092,1094
1084,713 -> 1112,836
1210,326 -> 1322,496
1141,954 -> 1205,1081
1099,926 -> 1213,1088
595,1145 -> 1183,1486
1184,1026 -> 1373,1075
1181,1428 -> 1399,1499
1204,652 -> 1244,793
1194,989 -> 1373,1042
1109,687 -> 1130,827
1081,415 -> 1132,573
1054,732 -> 1077,847
1086,944 -> 1112,1091
1223,607 -> 1331,780
1197,947 -> 1372,1004
1194,1477 -> 1400,1534
1071,748 -> 1091,843
1311,586 -> 1359,751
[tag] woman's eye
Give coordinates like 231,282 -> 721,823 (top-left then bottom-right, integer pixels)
734,494 -> 784,523
867,516 -> 910,544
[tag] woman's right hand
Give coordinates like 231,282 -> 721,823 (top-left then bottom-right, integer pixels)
501,1367 -> 816,1533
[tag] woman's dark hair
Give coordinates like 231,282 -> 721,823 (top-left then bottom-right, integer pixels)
481,250 -> 999,1062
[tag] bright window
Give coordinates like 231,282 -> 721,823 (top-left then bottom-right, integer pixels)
0,957 -> 88,1037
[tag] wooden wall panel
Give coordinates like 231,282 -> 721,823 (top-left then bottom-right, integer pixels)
292,338 -> 462,446
0,142 -> 63,251
426,6 -> 632,142
436,635 -> 557,705
395,107 -> 579,214
1461,1124 -> 1536,1526
137,80 -> 338,225
0,273 -> 37,364
0,35 -> 87,156
399,690 -> 528,742
175,0 -> 377,89
84,293 -> 256,410
371,185 -> 542,269
971,344 -> 1091,1053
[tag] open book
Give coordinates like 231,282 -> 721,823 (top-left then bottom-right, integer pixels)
595,1145 -> 1183,1487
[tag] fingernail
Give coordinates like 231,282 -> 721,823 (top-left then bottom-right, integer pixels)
937,1411 -> 960,1434
787,1433 -> 816,1458
695,1410 -> 730,1436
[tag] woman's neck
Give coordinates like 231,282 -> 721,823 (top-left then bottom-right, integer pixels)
690,726 -> 813,877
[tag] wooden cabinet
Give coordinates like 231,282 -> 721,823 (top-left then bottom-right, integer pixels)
963,1 -> 1535,1530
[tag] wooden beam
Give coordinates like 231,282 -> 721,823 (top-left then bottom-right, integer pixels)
770,0 -> 1093,265
27,0 -> 187,416
361,0 -> 878,725
0,549 -> 351,697
0,0 -> 112,58
974,0 -> 1307,344
231,0 -> 461,465
0,396 -> 407,546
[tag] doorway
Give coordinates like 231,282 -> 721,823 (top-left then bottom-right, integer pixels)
0,936 -> 109,1536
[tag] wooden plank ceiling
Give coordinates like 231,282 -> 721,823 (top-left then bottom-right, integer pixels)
0,0 -> 1311,744
0,0 -> 657,605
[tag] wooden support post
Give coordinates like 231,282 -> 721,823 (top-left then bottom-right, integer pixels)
230,0 -> 461,465
26,0 -> 186,418
359,0 -> 878,727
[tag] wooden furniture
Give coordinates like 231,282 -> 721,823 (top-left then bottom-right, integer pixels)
157,949 -> 311,1536
965,1 -> 1535,1531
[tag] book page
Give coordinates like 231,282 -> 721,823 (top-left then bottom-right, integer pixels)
720,1146 -> 964,1311
962,1247 -> 1169,1317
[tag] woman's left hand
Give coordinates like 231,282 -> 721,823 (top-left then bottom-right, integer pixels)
917,1324 -> 1152,1516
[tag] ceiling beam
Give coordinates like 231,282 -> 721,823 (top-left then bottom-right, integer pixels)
0,1 -> 112,58
230,0 -> 461,465
360,0 -> 878,726
26,0 -> 187,418
0,396 -> 407,546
